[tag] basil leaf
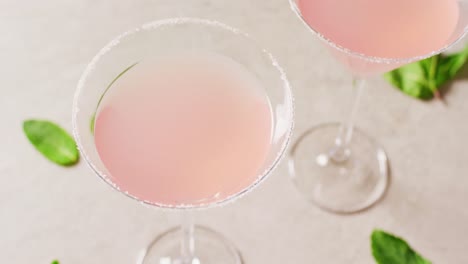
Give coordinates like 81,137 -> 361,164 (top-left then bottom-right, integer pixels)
51,261 -> 60,264
384,59 -> 435,100
372,230 -> 431,264
384,45 -> 468,100
435,45 -> 468,87
23,120 -> 79,166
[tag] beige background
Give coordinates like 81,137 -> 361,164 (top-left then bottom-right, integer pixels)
1,0 -> 468,263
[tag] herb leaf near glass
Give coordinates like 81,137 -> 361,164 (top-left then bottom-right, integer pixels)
385,44 -> 468,100
372,229 -> 431,264
23,119 -> 79,167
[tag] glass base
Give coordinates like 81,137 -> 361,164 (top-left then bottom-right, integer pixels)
288,123 -> 389,214
140,226 -> 243,264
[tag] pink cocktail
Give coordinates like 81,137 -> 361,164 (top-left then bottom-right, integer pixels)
94,53 -> 274,207
289,0 -> 467,213
73,18 -> 294,264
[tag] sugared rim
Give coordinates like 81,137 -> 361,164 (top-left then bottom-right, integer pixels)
72,17 -> 295,211
289,0 -> 468,64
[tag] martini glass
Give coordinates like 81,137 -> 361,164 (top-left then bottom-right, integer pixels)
72,18 -> 294,264
288,0 -> 468,214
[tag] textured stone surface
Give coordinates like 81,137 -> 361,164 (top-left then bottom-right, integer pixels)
1,0 -> 467,263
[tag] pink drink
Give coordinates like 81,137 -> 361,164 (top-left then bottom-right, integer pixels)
297,0 -> 460,74
94,53 -> 273,206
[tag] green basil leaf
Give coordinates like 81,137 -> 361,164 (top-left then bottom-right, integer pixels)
435,45 -> 468,87
384,44 -> 468,100
384,60 -> 434,100
51,261 -> 60,264
372,230 -> 431,264
23,120 -> 79,166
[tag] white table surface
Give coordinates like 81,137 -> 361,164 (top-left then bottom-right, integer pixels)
1,1 -> 468,263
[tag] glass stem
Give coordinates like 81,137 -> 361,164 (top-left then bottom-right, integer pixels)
180,211 -> 195,264
330,77 -> 366,163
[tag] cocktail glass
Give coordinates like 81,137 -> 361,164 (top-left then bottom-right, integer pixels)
72,18 -> 294,263
288,0 -> 467,214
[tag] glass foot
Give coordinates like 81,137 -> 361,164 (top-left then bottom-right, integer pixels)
140,226 -> 243,264
288,123 -> 389,214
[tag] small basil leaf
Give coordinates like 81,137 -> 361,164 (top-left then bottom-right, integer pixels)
23,120 -> 79,166
384,60 -> 434,100
51,261 -> 60,264
436,45 -> 468,87
372,230 -> 431,264
385,44 -> 468,100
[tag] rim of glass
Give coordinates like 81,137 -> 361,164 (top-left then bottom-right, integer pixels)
72,17 -> 295,211
289,0 -> 468,64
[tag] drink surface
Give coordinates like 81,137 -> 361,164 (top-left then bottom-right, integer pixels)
94,53 -> 273,206
297,0 -> 460,59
